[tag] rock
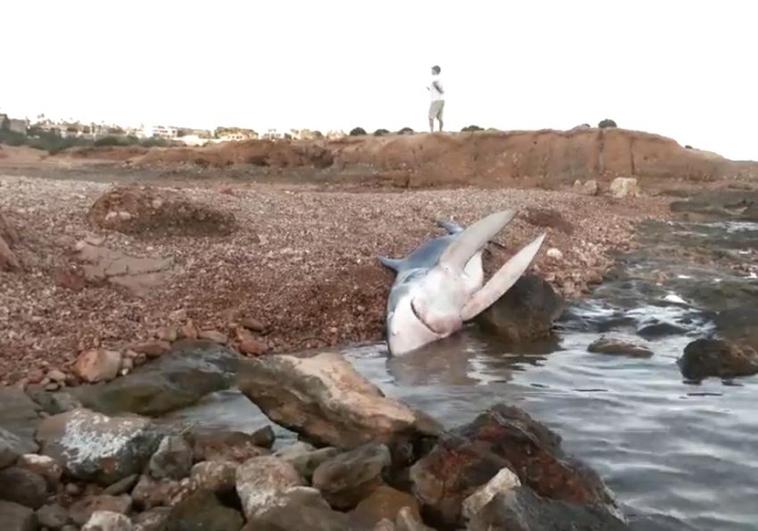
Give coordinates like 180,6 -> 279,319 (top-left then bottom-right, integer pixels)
103,474 -> 140,496
235,456 -> 304,520
89,185 -> 236,237
190,461 -> 236,493
598,119 -> 617,128
17,454 -> 63,488
0,388 -> 42,453
131,341 -> 172,358
37,503 -> 70,529
188,429 -> 270,463
476,275 -> 565,344
609,177 -> 639,199
678,339 -> 758,381
545,248 -> 563,260
275,443 -> 340,481
637,321 -> 687,339
74,350 -> 122,383
573,179 -> 599,196
69,495 -> 132,526
81,511 -> 133,531
350,486 -> 421,529
0,466 -> 48,509
239,317 -> 266,333
239,352 -> 441,449
132,507 -> 170,531
131,475 -> 190,510
242,486 -> 349,531
0,229 -> 20,271
198,330 -> 228,344
395,506 -> 435,531
0,427 -> 27,468
373,519 -> 396,531
36,408 -> 163,484
410,404 -> 615,528
313,443 -> 391,509
73,340 -> 240,416
467,487 -> 627,531
163,490 -> 243,531
237,330 -> 268,356
47,370 -> 68,384
148,436 -> 192,480
462,467 -> 521,521
587,336 -> 654,358
27,391 -> 82,416
0,500 -> 37,531
714,306 -> 758,349
250,425 -> 276,448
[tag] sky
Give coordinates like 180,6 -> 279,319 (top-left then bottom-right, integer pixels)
3,1 -> 758,160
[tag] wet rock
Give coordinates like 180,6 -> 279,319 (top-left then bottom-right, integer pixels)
714,306 -> 758,349
312,443 -> 391,509
242,486 -> 349,531
149,436 -> 192,480
0,427 -> 27,468
476,275 -> 565,344
467,487 -> 627,531
131,475 -> 190,510
410,404 -> 614,527
163,490 -> 243,531
36,408 -> 163,485
37,502 -> 70,529
239,352 -> 441,449
274,443 -> 340,481
235,456 -> 304,520
0,500 -> 37,531
637,321 -> 687,340
74,349 -> 122,383
0,388 -> 42,453
73,340 -> 240,416
188,429 -> 270,463
588,336 -> 654,358
69,495 -> 132,526
81,510 -> 133,531
103,474 -> 140,496
0,466 -> 48,509
89,185 -> 236,237
609,177 -> 639,199
190,460 -> 236,493
350,486 -> 421,529
132,507 -> 170,531
17,454 -> 63,488
678,339 -> 758,381
462,467 -> 521,521
395,506 -> 435,531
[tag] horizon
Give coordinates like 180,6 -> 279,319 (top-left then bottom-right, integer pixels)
4,1 -> 758,160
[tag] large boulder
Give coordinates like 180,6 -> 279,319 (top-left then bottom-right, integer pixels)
74,340 -> 240,416
238,352 -> 441,449
476,275 -> 565,344
678,339 -> 758,381
148,436 -> 193,480
467,487 -> 627,531
0,500 -> 37,531
312,443 -> 391,509
0,388 -> 41,454
190,460 -> 237,494
163,490 -> 243,531
410,404 -> 615,528
241,486 -> 350,531
81,511 -> 134,531
235,456 -> 304,520
609,177 -> 639,198
36,408 -> 163,484
88,185 -> 236,237
0,466 -> 48,509
349,486 -> 421,529
0,427 -> 30,469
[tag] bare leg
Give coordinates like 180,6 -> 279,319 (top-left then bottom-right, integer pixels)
429,118 -> 434,133
438,120 -> 444,132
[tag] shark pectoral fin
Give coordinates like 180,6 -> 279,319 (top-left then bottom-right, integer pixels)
436,219 -> 464,235
439,210 -> 516,271
378,256 -> 402,271
460,232 -> 547,321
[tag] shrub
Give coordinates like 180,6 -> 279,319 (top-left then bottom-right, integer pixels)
349,127 -> 367,136
461,125 -> 484,132
0,129 -> 28,146
598,119 -> 617,128
140,137 -> 171,148
397,127 -> 414,135
373,128 -> 390,136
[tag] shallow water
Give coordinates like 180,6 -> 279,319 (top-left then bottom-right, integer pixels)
168,220 -> 758,531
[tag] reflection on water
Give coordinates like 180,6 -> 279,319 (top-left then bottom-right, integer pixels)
168,220 -> 758,531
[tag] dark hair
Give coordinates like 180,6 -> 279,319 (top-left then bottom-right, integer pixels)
432,65 -> 441,73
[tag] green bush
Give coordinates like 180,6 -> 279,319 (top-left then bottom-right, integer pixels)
141,137 -> 172,148
397,127 -> 414,135
349,127 -> 367,136
0,129 -> 28,146
461,125 -> 484,132
94,135 -> 140,147
373,128 -> 390,136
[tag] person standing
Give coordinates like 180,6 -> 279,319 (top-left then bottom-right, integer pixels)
427,65 -> 444,132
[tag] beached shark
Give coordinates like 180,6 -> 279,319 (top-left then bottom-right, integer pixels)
379,210 -> 546,356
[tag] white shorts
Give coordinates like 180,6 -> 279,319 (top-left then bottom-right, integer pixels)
428,100 -> 445,121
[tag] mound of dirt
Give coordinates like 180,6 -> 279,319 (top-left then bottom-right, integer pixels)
88,186 -> 236,237
68,146 -> 149,161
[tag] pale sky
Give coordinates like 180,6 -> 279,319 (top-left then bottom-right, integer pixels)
3,1 -> 757,160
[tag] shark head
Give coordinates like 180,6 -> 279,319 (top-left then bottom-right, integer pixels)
384,210 -> 546,356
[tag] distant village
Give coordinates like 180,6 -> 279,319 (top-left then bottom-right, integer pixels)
0,112 -> 347,146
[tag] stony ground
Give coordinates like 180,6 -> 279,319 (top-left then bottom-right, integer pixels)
0,173 -> 670,386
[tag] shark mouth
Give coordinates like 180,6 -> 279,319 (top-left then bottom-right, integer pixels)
410,299 -> 442,335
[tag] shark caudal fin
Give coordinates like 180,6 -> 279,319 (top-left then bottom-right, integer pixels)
439,210 -> 516,271
460,232 -> 547,321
